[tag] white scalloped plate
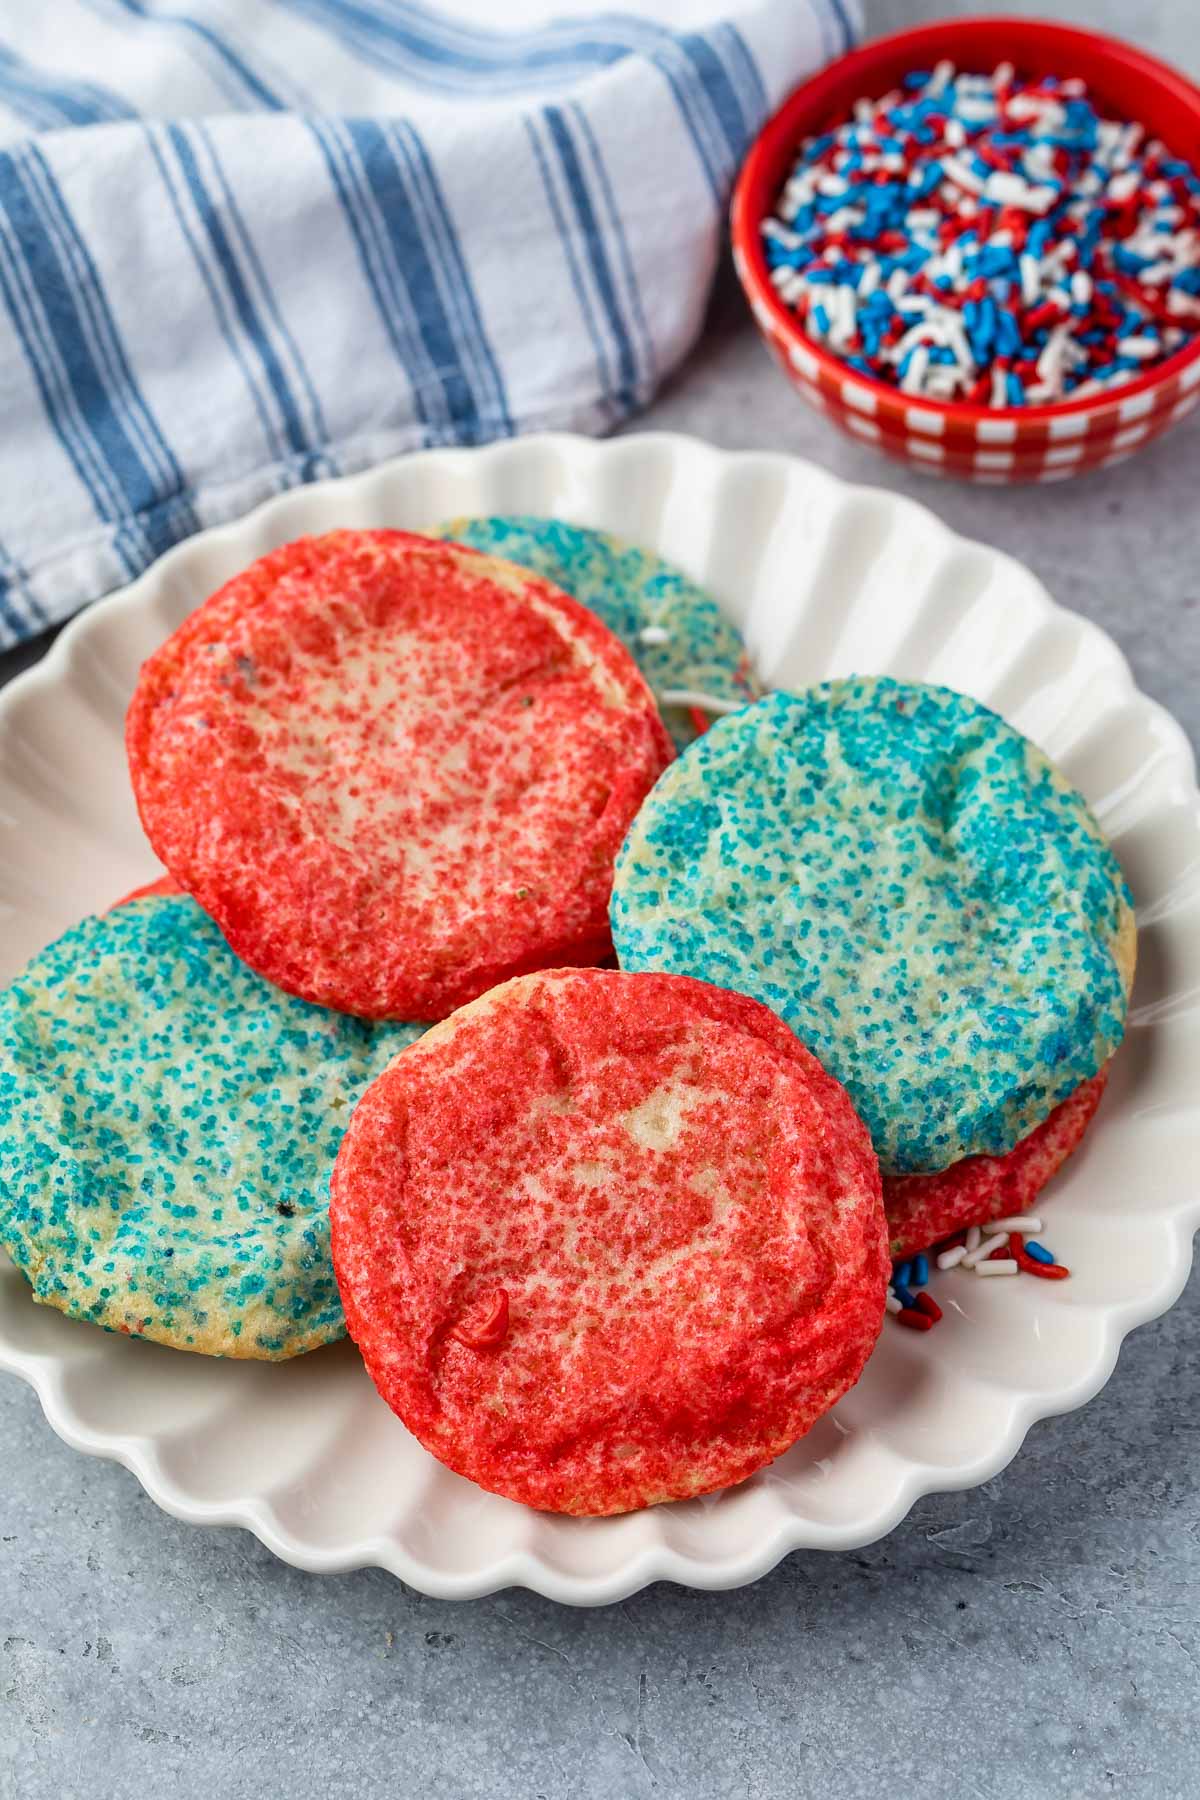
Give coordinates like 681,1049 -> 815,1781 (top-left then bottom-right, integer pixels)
1,433 -> 1198,1605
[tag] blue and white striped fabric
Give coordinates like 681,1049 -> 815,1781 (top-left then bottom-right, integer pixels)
0,0 -> 857,649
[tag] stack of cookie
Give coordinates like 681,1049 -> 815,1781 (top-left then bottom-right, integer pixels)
0,521 -> 1133,1516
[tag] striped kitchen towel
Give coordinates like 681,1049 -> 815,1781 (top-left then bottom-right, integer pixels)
0,0 -> 857,650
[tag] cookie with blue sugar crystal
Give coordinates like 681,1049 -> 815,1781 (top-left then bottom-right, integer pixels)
437,515 -> 757,749
0,892 -> 423,1358
612,678 -> 1135,1176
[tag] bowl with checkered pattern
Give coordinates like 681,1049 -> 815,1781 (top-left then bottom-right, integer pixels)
731,19 -> 1200,484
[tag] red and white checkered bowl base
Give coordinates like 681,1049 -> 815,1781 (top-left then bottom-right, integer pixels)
741,263 -> 1200,485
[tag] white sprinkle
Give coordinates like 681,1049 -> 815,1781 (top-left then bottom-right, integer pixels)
637,625 -> 671,646
989,1216 -> 1042,1236
900,345 -> 931,395
925,368 -> 961,399
975,1259 -> 1020,1277
1071,269 -> 1093,307
1020,254 -> 1041,307
894,319 -> 937,358
986,172 -> 1037,207
937,1245 -> 968,1271
943,156 -> 985,195
659,689 -> 745,717
1120,336 -> 1160,359
992,61 -> 1014,89
944,119 -> 966,151
965,1226 -> 982,1254
929,59 -> 955,95
955,97 -> 999,125
963,1231 -> 1010,1269
1108,168 -> 1140,204
885,1291 -> 903,1315
859,262 -> 882,300
832,283 -> 857,347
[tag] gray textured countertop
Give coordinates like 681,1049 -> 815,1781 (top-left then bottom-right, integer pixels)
2,5 -> 1198,1797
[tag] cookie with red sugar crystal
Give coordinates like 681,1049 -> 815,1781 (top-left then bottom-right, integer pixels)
331,966 -> 888,1516
126,531 -> 673,1020
885,1065 -> 1110,1260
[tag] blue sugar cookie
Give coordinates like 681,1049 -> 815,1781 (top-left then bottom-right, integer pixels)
438,515 -> 757,749
611,678 -> 1135,1175
0,895 -> 423,1358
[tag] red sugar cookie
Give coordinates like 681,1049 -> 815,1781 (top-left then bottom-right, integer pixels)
884,1065 -> 1110,1260
126,531 -> 673,1020
331,967 -> 888,1516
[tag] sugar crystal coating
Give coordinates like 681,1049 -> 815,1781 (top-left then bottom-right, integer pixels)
0,895 -> 422,1357
127,529 -> 674,1020
438,515 -> 757,748
331,967 -> 887,1515
612,678 -> 1133,1174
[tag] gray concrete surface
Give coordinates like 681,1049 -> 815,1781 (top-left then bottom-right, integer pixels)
2,5 -> 1198,1797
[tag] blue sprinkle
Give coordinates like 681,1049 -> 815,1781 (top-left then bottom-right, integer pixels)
1024,1240 -> 1056,1265
892,1281 -> 917,1309
914,1253 -> 930,1287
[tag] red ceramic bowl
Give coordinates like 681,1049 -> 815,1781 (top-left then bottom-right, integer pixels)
731,18 -> 1200,483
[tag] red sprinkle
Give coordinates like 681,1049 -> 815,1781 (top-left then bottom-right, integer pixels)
449,1289 -> 510,1350
913,1291 -> 943,1322
895,1307 -> 935,1332
1010,1231 -> 1072,1280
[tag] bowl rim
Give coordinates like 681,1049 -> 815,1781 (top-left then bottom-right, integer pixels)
730,15 -> 1200,431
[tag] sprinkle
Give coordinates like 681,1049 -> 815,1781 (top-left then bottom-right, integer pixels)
937,1243 -> 968,1270
659,688 -> 746,717
975,1258 -> 1020,1276
913,1291 -> 942,1321
637,625 -> 672,646
965,1225 -> 982,1254
891,1280 -> 917,1310
885,1290 -> 904,1314
895,1306 -> 935,1331
988,1216 -> 1043,1235
759,63 -> 1200,403
963,1230 -> 1009,1268
1011,1231 -> 1072,1280
894,1260 -> 914,1289
1023,1239 -> 1055,1264
913,1252 -> 930,1286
